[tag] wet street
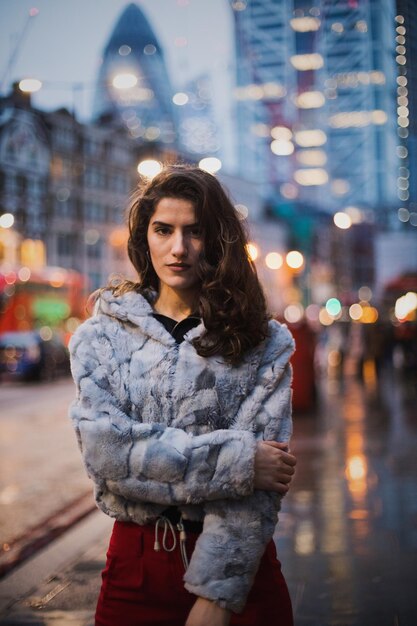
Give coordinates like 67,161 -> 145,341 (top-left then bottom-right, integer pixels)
0,377 -> 90,548
277,368 -> 417,625
0,368 -> 417,624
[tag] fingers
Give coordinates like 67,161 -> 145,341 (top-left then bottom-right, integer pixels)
263,440 -> 288,450
276,482 -> 290,495
263,441 -> 297,467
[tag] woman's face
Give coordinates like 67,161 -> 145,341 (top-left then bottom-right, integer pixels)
147,197 -> 203,296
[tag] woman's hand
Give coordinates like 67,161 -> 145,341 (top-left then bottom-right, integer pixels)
254,441 -> 296,494
185,597 -> 231,626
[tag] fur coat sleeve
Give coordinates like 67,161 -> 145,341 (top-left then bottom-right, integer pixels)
183,323 -> 294,613
69,319 -> 257,506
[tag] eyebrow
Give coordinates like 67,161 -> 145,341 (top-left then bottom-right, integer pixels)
150,220 -> 200,228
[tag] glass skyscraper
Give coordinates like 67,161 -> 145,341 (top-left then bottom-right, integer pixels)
93,3 -> 176,145
233,0 -> 399,215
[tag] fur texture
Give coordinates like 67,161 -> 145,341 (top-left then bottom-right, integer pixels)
69,289 -> 294,612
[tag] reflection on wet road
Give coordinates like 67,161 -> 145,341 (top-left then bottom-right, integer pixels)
276,370 -> 417,626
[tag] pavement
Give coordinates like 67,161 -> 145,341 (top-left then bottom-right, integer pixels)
0,509 -> 112,626
0,369 -> 416,625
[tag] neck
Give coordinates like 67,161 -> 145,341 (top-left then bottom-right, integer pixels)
154,285 -> 199,321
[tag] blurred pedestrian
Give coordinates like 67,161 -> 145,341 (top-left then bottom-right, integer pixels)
69,165 -> 296,626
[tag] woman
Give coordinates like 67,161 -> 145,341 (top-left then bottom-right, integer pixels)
69,165 -> 296,626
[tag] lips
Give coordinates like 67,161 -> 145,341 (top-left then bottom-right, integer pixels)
167,263 -> 191,271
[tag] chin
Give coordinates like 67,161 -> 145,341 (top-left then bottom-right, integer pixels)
161,277 -> 200,293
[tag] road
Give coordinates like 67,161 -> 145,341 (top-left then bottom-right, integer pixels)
0,377 -> 91,550
1,367 -> 417,624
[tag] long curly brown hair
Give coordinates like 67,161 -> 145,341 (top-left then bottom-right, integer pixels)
113,164 -> 269,365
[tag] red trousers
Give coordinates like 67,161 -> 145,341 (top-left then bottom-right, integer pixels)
95,521 -> 293,626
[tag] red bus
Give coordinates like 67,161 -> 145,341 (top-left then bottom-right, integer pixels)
0,266 -> 87,341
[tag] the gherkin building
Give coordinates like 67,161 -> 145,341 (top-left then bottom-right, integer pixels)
93,3 -> 177,144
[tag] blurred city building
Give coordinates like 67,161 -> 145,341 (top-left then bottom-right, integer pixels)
395,0 -> 417,219
233,0 -> 398,209
318,0 -> 398,213
233,0 -> 296,192
93,2 -> 177,145
231,0 -> 417,321
0,84 -> 138,291
176,74 -> 220,158
374,1 -> 417,301
0,1 -> 415,362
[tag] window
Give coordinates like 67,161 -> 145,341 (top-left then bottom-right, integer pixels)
55,199 -> 74,219
57,232 -> 77,256
87,239 -> 102,259
85,202 -> 105,223
5,173 -> 17,195
55,127 -> 76,151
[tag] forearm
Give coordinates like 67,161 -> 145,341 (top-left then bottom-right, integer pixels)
71,387 -> 257,506
186,597 -> 231,626
184,490 -> 281,613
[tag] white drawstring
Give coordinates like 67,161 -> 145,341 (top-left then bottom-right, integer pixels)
153,516 -> 189,570
154,516 -> 176,553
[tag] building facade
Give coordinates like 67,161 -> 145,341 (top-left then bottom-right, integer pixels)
232,0 -> 408,304
233,0 -> 399,212
233,0 -> 296,191
0,86 -> 138,291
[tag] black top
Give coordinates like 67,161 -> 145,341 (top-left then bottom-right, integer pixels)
153,312 -> 200,344
152,311 -> 204,532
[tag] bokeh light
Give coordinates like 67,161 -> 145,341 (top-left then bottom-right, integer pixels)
198,157 -> 222,174
286,250 -> 304,269
349,303 -> 363,321
112,73 -> 138,89
246,242 -> 259,261
0,213 -> 14,228
270,139 -> 294,156
19,78 -> 42,93
319,307 -> 334,326
265,252 -> 283,269
358,286 -> 372,301
18,267 -> 31,282
334,212 -> 352,229
395,292 -> 417,321
271,126 -> 292,140
284,303 -> 304,324
326,297 -> 342,318
137,159 -> 163,179
173,92 -> 189,105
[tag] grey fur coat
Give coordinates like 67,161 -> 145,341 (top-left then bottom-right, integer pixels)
69,289 -> 295,613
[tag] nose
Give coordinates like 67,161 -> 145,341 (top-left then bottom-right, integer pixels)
171,231 -> 188,258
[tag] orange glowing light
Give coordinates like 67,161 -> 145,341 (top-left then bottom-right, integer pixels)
346,455 -> 367,481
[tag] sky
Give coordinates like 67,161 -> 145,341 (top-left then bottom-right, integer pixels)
0,0 -> 235,130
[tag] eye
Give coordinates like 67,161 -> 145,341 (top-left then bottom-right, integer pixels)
154,226 -> 171,236
189,227 -> 202,238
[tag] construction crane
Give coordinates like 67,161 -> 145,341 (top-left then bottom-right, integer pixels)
0,8 -> 39,94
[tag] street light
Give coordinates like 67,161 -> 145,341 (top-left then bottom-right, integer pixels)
333,212 -> 352,229
0,213 -> 14,229
265,252 -> 283,269
137,159 -> 163,179
16,72 -> 140,119
286,250 -> 304,270
199,157 -> 222,174
18,78 -> 42,93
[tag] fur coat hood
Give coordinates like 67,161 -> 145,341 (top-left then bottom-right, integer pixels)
69,289 -> 295,613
